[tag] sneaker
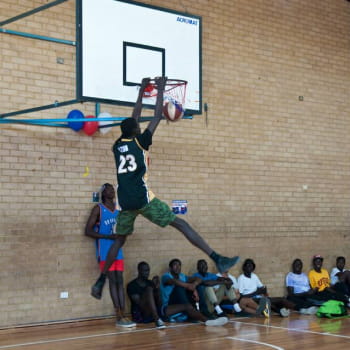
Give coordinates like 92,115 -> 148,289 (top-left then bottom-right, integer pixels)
306,306 -> 318,315
91,275 -> 106,300
205,316 -> 228,327
115,317 -> 136,328
216,255 -> 240,273
279,308 -> 290,317
263,299 -> 271,318
155,318 -> 166,329
299,308 -> 308,315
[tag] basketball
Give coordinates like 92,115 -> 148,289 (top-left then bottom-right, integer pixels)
163,101 -> 184,122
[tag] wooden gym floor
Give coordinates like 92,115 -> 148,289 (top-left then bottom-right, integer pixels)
0,313 -> 349,350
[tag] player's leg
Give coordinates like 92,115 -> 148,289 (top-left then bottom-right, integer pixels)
170,217 -> 240,273
111,270 -> 135,327
170,217 -> 212,254
140,198 -> 240,273
91,235 -> 127,299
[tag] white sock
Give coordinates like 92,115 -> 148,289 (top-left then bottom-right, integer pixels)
215,305 -> 223,314
233,303 -> 242,312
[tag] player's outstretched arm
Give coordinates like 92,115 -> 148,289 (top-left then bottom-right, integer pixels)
146,76 -> 167,135
131,77 -> 151,122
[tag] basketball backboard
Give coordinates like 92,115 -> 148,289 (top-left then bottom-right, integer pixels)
77,0 -> 202,115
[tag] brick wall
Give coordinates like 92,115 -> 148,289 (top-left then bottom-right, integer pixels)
0,0 -> 349,327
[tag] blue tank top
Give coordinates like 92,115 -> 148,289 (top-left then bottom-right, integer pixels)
95,203 -> 123,261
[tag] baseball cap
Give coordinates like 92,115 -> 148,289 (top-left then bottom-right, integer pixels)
313,254 -> 323,261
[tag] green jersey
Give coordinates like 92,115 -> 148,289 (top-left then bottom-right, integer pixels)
113,129 -> 154,210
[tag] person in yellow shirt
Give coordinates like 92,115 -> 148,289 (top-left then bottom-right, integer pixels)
309,259 -> 331,292
308,255 -> 349,306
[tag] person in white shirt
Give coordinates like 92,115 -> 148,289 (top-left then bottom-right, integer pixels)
330,256 -> 350,296
238,258 -> 295,317
216,270 -> 262,316
285,258 -> 318,315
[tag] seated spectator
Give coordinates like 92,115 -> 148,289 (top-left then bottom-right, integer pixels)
192,259 -> 242,316
238,258 -> 295,317
308,255 -> 349,306
330,256 -> 350,296
160,258 -> 228,326
216,270 -> 264,317
285,258 -> 318,314
127,261 -> 165,329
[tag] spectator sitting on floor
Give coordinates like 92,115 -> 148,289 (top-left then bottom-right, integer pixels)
330,256 -> 350,297
216,269 -> 265,317
285,258 -> 318,315
308,255 -> 349,307
238,258 -> 295,317
192,259 -> 242,316
160,258 -> 229,326
127,261 -> 165,329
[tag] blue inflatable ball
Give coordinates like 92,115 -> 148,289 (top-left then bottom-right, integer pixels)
67,109 -> 84,131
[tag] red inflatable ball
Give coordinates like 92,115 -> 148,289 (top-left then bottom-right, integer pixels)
82,115 -> 98,136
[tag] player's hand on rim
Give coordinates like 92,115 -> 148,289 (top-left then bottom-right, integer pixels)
154,76 -> 167,89
141,77 -> 151,88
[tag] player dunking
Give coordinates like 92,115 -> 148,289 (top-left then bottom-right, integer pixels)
91,77 -> 239,299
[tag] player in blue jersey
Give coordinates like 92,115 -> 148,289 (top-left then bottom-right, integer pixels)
91,77 -> 240,300
85,183 -> 135,327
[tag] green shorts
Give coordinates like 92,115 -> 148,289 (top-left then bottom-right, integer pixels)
116,197 -> 176,236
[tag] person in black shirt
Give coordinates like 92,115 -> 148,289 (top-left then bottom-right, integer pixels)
127,261 -> 165,329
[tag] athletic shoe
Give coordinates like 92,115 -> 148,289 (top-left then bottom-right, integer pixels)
306,306 -> 318,315
205,316 -> 228,327
279,308 -> 290,317
256,297 -> 268,315
91,274 -> 106,300
155,318 -> 166,329
263,299 -> 271,318
115,317 -> 136,328
216,255 -> 240,273
299,308 -> 308,315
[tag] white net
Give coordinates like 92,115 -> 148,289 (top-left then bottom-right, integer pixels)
142,79 -> 187,112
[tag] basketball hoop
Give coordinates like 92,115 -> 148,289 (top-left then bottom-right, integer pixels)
142,78 -> 187,113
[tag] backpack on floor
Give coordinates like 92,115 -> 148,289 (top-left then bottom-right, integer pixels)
316,300 -> 348,319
